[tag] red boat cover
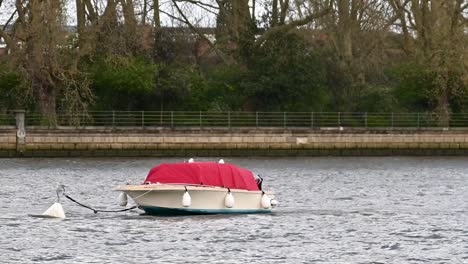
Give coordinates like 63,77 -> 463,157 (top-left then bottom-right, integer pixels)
143,162 -> 260,191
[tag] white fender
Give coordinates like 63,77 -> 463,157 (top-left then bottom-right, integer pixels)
42,202 -> 66,219
218,159 -> 225,164
118,192 -> 128,207
270,199 -> 279,207
261,193 -> 271,209
188,158 -> 194,163
182,191 -> 191,207
224,192 -> 235,208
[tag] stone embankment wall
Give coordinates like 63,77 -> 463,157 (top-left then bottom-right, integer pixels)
2,127 -> 468,157
0,129 -> 16,156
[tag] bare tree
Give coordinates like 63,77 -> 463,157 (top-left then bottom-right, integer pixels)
391,0 -> 468,124
0,0 -> 94,123
169,0 -> 330,63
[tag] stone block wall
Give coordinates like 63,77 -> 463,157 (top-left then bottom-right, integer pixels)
0,129 -> 17,157
2,127 -> 468,157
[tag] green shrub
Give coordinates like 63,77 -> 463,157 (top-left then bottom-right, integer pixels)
0,64 -> 31,111
389,62 -> 433,112
89,56 -> 158,110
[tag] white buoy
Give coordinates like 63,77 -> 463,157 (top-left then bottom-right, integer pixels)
218,159 -> 225,164
261,193 -> 271,209
42,202 -> 66,219
224,191 -> 235,208
182,190 -> 191,207
270,199 -> 279,207
188,158 -> 194,163
118,192 -> 128,207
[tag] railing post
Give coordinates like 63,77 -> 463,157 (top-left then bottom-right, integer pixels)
199,111 -> 202,129
112,111 -> 115,128
255,112 -> 258,128
142,111 -> 144,128
311,112 -> 314,128
338,112 -> 341,127
364,112 -> 367,128
417,113 -> 420,128
391,112 -> 394,128
283,112 -> 287,128
171,111 -> 174,128
228,111 -> 231,129
449,113 -> 453,128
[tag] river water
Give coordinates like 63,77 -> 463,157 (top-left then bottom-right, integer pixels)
0,157 -> 467,263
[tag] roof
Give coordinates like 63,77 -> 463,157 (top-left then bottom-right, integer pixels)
144,162 -> 260,191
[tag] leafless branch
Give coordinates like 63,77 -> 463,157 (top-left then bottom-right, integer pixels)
458,0 -> 467,12
171,0 -> 233,64
174,0 -> 218,15
2,10 -> 17,31
174,0 -> 218,10
255,7 -> 332,46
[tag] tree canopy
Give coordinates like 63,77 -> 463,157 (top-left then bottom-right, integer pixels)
0,0 -> 466,124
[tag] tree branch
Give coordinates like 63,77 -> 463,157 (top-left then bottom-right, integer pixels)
0,29 -> 18,53
171,0 -> 233,64
175,0 -> 218,15
255,7 -> 332,46
458,1 -> 467,12
2,10 -> 17,31
175,0 -> 218,10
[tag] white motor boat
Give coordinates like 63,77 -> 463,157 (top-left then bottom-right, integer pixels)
116,161 -> 277,215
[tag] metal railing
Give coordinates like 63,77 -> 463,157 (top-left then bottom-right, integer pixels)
0,113 -> 16,127
2,111 -> 466,129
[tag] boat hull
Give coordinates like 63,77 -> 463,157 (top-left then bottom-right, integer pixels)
116,184 -> 275,216
141,206 -> 271,216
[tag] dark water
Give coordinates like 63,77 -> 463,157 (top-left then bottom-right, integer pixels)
0,157 -> 467,263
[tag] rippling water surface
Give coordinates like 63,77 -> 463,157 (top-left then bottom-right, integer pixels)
1,157 -> 467,263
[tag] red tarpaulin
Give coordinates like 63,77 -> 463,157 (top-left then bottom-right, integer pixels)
143,162 -> 260,191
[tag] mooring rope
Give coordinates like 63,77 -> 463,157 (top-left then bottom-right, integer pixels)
64,194 -> 137,214
130,189 -> 154,201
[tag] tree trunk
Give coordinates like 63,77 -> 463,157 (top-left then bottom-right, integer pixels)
215,0 -> 253,60
25,0 -> 65,121
279,0 -> 289,25
435,77 -> 450,127
75,0 -> 86,56
34,81 -> 57,126
121,0 -> 137,30
336,0 -> 354,64
142,0 -> 148,25
154,0 -> 160,29
272,0 -> 278,27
